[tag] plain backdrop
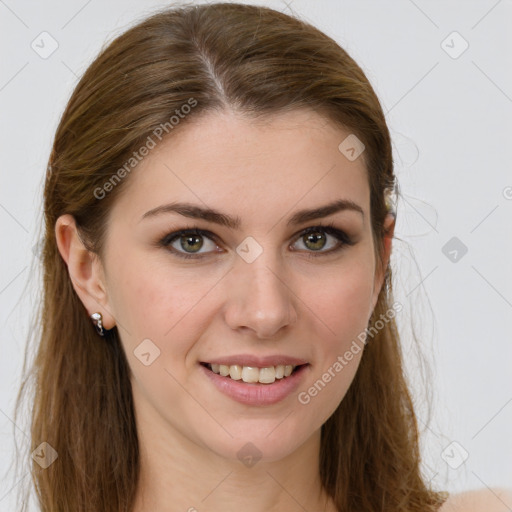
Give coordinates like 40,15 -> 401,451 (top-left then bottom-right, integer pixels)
1,0 -> 511,510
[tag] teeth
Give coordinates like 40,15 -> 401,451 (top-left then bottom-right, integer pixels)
208,363 -> 298,384
229,365 -> 242,380
241,366 -> 259,383
258,367 -> 276,384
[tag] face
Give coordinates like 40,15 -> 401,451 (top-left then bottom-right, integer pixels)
96,109 -> 389,463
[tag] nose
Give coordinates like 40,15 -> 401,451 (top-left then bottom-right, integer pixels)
223,252 -> 298,339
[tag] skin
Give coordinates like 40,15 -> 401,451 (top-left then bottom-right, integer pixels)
440,488 -> 512,512
56,108 -> 395,511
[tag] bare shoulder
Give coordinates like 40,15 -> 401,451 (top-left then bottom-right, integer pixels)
439,487 -> 512,512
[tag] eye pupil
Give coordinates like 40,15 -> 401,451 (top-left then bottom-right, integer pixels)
181,234 -> 203,253
304,231 -> 326,251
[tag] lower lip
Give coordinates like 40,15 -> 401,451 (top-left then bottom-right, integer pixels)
199,363 -> 310,406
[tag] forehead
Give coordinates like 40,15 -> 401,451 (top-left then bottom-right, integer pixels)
110,109 -> 370,228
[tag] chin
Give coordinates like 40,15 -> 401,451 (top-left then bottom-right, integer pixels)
200,419 -> 316,465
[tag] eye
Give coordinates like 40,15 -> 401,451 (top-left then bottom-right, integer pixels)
290,223 -> 355,257
159,228 -> 221,259
158,222 -> 355,260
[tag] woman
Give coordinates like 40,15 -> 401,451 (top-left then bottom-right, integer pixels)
13,2 -> 510,511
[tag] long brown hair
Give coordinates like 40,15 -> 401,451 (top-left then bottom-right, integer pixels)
13,2 -> 449,511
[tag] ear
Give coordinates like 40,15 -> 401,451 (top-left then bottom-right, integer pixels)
370,213 -> 395,313
55,214 -> 116,330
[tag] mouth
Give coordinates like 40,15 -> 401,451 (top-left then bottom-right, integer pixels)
200,362 -> 308,385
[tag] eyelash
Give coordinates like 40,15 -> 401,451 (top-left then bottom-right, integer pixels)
157,221 -> 355,260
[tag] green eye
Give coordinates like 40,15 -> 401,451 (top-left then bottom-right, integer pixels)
302,230 -> 328,251
159,223 -> 355,260
177,233 -> 204,253
161,229 -> 218,258
291,224 -> 354,256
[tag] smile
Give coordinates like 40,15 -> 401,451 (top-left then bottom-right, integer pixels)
202,362 -> 300,384
199,361 -> 310,406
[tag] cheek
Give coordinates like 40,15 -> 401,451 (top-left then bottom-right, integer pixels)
296,262 -> 372,421
296,256 -> 374,411
108,255 -> 220,360
303,257 -> 376,346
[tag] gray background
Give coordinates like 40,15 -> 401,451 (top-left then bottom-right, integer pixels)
1,0 -> 511,509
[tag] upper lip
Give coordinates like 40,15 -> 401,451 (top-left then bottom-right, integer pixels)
202,354 -> 309,367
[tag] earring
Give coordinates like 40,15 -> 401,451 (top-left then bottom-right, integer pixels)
90,312 -> 105,336
385,186 -> 397,218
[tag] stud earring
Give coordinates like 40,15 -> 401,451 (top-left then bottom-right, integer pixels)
90,312 -> 105,336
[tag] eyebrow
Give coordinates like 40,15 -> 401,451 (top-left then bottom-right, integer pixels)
140,199 -> 364,229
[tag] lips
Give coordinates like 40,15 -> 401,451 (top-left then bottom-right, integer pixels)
199,361 -> 310,405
